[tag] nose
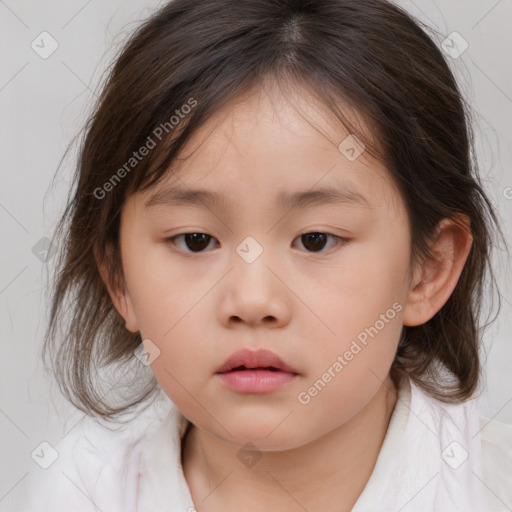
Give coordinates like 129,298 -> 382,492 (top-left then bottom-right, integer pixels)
217,249 -> 292,329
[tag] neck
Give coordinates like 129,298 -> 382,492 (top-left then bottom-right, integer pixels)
182,376 -> 398,512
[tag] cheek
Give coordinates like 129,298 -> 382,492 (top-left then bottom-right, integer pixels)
122,237 -> 204,332
137,303 -> 217,419
307,232 -> 409,338
120,239 -> 216,390
294,279 -> 404,434
294,230 -> 408,399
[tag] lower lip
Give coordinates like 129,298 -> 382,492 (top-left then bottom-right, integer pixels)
217,370 -> 297,393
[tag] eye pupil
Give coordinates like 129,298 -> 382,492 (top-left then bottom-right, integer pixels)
185,233 -> 211,252
302,232 -> 327,252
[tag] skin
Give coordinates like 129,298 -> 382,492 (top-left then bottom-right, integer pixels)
99,80 -> 472,511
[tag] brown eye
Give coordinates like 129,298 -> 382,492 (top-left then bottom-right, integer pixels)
167,233 -> 218,252
166,231 -> 344,255
295,232 -> 340,252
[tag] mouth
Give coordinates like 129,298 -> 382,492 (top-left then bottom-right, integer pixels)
229,365 -> 283,371
215,348 -> 299,375
216,348 -> 299,394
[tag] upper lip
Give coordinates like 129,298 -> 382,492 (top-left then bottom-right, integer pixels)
216,348 -> 299,374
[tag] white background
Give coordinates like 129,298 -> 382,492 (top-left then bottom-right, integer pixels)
1,0 -> 511,505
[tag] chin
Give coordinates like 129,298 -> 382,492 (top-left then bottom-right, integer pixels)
207,420 -> 309,452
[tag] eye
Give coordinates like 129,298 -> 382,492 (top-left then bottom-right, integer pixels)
293,232 -> 342,253
165,231 -> 345,254
166,233 -> 219,253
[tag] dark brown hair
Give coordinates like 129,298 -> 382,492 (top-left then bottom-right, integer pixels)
44,0 -> 503,419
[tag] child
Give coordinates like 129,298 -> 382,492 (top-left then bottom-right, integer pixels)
14,0 -> 512,511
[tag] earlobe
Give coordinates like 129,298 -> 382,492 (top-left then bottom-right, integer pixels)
94,244 -> 140,333
402,216 -> 473,327
114,291 -> 139,333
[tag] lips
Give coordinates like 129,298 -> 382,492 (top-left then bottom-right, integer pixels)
216,348 -> 299,393
216,348 -> 299,375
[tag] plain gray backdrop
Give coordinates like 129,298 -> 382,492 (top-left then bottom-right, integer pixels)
1,0 -> 511,505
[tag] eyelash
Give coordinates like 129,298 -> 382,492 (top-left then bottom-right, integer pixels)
165,232 -> 347,255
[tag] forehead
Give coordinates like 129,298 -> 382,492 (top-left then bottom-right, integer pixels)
135,81 -> 402,217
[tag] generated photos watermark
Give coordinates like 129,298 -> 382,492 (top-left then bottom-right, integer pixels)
93,97 -> 197,200
297,301 -> 403,405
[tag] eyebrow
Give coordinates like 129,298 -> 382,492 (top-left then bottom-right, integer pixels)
144,184 -> 372,211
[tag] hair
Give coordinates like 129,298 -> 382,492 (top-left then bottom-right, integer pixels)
44,0 -> 504,419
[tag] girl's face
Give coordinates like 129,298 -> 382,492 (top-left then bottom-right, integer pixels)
116,83 -> 416,450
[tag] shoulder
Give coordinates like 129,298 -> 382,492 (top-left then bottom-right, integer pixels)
479,415 -> 512,511
10,395 -> 174,512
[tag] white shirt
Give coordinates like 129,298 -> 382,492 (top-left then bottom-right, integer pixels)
9,376 -> 512,512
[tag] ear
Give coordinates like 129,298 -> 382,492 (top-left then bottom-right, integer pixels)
94,243 -> 139,333
403,216 -> 473,327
